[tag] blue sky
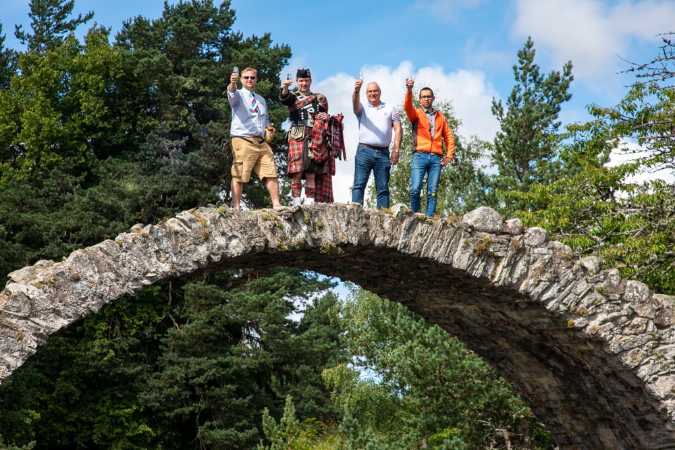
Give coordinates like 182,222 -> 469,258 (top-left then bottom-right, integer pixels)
1,0 -> 673,200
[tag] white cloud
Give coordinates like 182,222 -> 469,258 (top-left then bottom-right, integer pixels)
512,0 -> 675,80
312,62 -> 499,203
607,139 -> 675,185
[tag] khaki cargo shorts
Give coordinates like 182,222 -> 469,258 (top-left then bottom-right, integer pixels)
231,137 -> 278,183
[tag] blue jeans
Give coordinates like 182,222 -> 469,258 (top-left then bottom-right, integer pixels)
410,151 -> 442,216
352,145 -> 391,209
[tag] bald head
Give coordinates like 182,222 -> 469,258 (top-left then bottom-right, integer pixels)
365,82 -> 382,106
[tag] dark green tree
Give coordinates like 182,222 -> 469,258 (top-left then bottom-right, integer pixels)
0,285 -> 169,449
0,30 -> 124,181
0,23 -> 16,90
115,0 -> 292,209
139,270 -> 343,450
491,37 -> 573,214
14,0 -> 93,54
507,35 -> 675,295
324,288 -> 553,449
0,269 -> 346,449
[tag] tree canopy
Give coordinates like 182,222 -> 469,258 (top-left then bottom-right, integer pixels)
491,37 -> 573,214
14,0 -> 93,55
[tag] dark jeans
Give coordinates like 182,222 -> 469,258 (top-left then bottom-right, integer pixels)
351,145 -> 391,209
410,151 -> 442,216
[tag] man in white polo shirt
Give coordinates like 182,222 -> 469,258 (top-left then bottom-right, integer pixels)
351,79 -> 402,209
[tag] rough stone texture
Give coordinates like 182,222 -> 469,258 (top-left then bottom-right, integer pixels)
462,206 -> 503,233
524,226 -> 549,246
504,217 -> 523,235
1,203 -> 675,449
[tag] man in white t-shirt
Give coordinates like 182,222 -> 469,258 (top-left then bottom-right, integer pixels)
351,79 -> 402,209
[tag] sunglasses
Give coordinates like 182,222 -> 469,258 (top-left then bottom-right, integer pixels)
242,76 -> 256,80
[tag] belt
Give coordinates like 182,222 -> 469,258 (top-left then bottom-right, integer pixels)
232,135 -> 265,144
359,142 -> 389,151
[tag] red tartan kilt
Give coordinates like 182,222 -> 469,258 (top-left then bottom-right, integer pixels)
286,134 -> 328,176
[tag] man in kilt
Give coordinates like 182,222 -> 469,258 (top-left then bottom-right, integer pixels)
280,68 -> 333,205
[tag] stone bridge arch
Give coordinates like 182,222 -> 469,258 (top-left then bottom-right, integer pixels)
1,203 -> 674,449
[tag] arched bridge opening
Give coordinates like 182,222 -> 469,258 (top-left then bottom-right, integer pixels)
1,204 -> 674,449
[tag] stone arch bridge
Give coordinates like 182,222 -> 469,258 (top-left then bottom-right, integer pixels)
1,204 -> 674,449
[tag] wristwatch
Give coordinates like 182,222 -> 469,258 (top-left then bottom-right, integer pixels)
392,149 -> 400,153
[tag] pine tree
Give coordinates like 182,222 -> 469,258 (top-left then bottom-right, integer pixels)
325,288 -> 553,449
257,396 -> 303,450
115,0 -> 292,209
0,269 -> 345,449
508,35 -> 675,295
0,23 -> 16,90
14,0 -> 93,54
491,37 -> 573,214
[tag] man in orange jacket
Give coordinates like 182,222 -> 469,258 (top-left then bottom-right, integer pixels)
403,78 -> 455,216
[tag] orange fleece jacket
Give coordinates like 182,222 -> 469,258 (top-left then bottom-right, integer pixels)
403,91 -> 455,158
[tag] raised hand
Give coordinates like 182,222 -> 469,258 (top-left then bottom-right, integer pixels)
406,77 -> 414,93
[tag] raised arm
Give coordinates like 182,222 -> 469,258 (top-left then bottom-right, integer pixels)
353,79 -> 363,115
228,72 -> 239,108
403,78 -> 418,122
279,78 -> 295,105
228,72 -> 239,94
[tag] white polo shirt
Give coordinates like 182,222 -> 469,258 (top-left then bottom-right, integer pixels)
356,101 -> 401,148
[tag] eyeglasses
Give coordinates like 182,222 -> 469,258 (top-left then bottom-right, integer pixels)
420,95 -> 434,99
242,76 -> 256,80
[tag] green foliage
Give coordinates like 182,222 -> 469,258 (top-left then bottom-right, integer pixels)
14,0 -> 93,55
588,32 -> 675,174
0,286 -> 169,449
0,437 -> 35,450
115,0 -> 292,208
257,397 -> 346,450
0,29 -> 124,181
508,37 -> 675,295
138,270 -> 342,449
257,396 -> 303,450
491,37 -> 573,214
0,270 -> 345,449
0,23 -> 17,90
325,288 -> 552,449
511,127 -> 675,295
